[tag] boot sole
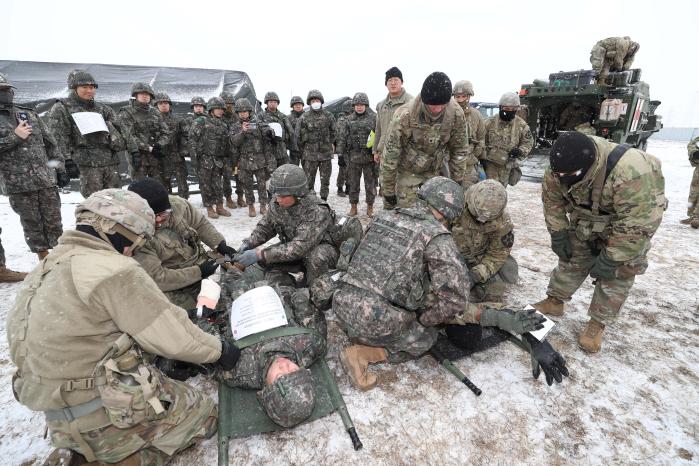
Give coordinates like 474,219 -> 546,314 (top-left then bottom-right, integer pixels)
339,350 -> 377,391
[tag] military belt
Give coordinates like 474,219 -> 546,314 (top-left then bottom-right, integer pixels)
44,397 -> 103,423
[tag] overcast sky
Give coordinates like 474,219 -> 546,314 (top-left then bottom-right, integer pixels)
2,0 -> 697,126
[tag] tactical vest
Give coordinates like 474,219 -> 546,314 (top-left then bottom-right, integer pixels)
346,113 -> 375,163
199,116 -> 229,159
268,196 -> 335,245
453,212 -> 512,264
58,98 -> 115,154
121,105 -> 163,149
302,111 -> 333,156
485,116 -> 522,165
341,207 -> 449,310
235,118 -> 270,170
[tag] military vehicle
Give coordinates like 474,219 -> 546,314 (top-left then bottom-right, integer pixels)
518,68 -> 662,180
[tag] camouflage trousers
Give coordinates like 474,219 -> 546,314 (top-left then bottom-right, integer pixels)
337,164 -> 348,190
546,233 -> 649,325
78,165 -> 121,198
304,159 -> 332,200
198,162 -> 225,207
9,187 -> 63,253
48,375 -> 217,465
348,162 -> 376,205
233,167 -> 244,198
265,242 -> 338,287
333,283 -> 437,358
173,155 -> 189,199
223,162 -> 233,198
131,151 -> 166,185
239,168 -> 269,206
484,161 -> 511,187
289,150 -> 301,167
687,166 -> 699,218
469,255 -> 519,303
158,154 -> 176,194
0,227 -> 5,266
462,163 -> 480,191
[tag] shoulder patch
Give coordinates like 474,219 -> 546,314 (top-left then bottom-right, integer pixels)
501,231 -> 514,248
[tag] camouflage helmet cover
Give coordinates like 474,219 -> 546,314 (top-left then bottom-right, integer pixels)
219,91 -> 235,104
289,95 -> 304,107
234,98 -> 253,113
269,164 -> 308,197
0,72 -> 15,89
465,179 -> 507,223
257,368 -> 315,428
341,99 -> 353,114
498,92 -> 520,107
417,176 -> 465,221
306,89 -> 324,105
352,92 -> 369,106
153,92 -> 171,104
68,70 -> 98,89
190,96 -> 206,108
75,189 -> 155,239
207,97 -> 226,111
264,91 -> 280,104
453,80 -> 474,96
131,82 -> 155,98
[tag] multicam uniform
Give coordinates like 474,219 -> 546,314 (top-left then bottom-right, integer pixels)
483,113 -> 533,186
541,136 -> 666,324
189,113 -> 231,208
590,36 -> 639,83
456,99 -> 485,188
686,136 -> 699,222
296,108 -> 336,200
117,101 -> 170,183
337,110 -> 377,206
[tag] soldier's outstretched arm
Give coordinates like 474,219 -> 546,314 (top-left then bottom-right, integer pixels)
247,213 -> 277,249
262,206 -> 332,264
541,169 -> 570,233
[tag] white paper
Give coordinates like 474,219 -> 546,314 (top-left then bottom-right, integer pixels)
524,305 -> 555,341
71,112 -> 109,135
230,286 -> 288,340
269,122 -> 283,138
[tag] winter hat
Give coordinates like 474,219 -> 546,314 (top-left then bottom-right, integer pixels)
549,131 -> 597,174
421,72 -> 452,105
128,178 -> 171,214
385,66 -> 403,84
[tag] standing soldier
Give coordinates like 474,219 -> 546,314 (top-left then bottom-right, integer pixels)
337,93 -> 377,217
531,132 -> 666,353
189,97 -> 232,219
452,80 -> 485,188
48,70 -> 125,198
334,99 -> 352,198
176,96 -> 207,199
380,71 -> 471,209
220,91 -> 241,209
682,136 -> 699,228
590,36 -> 640,84
287,96 -> 305,166
153,92 -> 181,194
117,82 -> 170,183
296,89 -> 336,201
230,98 -> 276,217
483,92 -> 533,187
261,91 -> 293,167
0,73 -> 67,260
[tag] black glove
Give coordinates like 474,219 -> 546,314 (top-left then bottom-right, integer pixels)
445,323 -> 483,350
151,143 -> 164,159
131,152 -> 141,169
338,155 -> 347,167
480,308 -> 546,335
589,250 -> 622,280
187,305 -> 216,320
467,270 -> 479,289
56,171 -> 70,188
216,240 -> 237,257
238,239 -> 252,253
550,230 -> 572,262
523,333 -> 569,386
64,159 -> 80,179
691,150 -> 699,162
508,148 -> 523,158
217,340 -> 241,371
198,259 -> 219,278
384,194 -> 397,206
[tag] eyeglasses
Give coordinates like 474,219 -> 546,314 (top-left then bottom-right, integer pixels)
386,78 -> 402,84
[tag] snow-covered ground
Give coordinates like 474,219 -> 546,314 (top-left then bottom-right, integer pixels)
1,139 -> 697,465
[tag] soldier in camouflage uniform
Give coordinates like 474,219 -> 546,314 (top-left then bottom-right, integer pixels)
116,82 -> 171,184
234,164 -> 339,287
558,102 -> 597,132
48,70 -> 125,198
532,132 -> 666,353
0,227 -> 27,282
0,73 -> 67,260
287,95 -> 305,166
483,92 -> 533,187
230,97 -> 276,217
381,72 -> 471,209
681,136 -> 699,228
261,91 -> 293,167
452,180 -> 517,303
153,92 -> 182,194
189,97 -> 232,219
337,93 -> 377,217
334,99 -> 353,197
296,89 -> 336,200
8,189 -> 241,466
590,36 -> 640,84
452,80 -> 485,188
177,96 -> 207,199
220,91 -> 243,209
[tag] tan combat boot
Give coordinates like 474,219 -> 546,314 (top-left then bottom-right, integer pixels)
0,265 -> 27,282
260,203 -> 268,215
216,203 -> 231,217
578,319 -> 605,353
225,195 -> 236,209
248,204 -> 256,217
679,217 -> 693,225
340,344 -> 388,391
37,250 -> 49,260
366,203 -> 374,217
207,206 -> 219,219
42,448 -> 88,466
348,203 -> 358,216
237,195 -> 246,207
691,219 -> 699,229
531,296 -> 565,316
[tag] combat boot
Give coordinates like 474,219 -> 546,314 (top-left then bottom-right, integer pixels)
348,203 -> 358,216
691,219 -> 699,229
366,203 -> 374,217
237,195 -> 246,207
216,203 -> 231,217
680,217 -> 693,225
340,345 -> 388,391
225,195 -> 236,209
206,206 -> 219,219
248,204 -> 256,217
42,448 -> 88,466
578,318 -> 605,353
37,250 -> 49,261
337,188 -> 347,197
260,203 -> 268,215
0,266 -> 27,282
531,296 -> 564,316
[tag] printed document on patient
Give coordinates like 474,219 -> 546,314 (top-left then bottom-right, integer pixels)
230,286 -> 288,340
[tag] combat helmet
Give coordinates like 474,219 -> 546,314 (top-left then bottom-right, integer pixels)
306,89 -> 324,105
289,95 -> 304,108
219,91 -> 235,105
153,92 -> 171,104
131,82 -> 155,98
257,369 -> 316,428
341,99 -> 353,114
352,92 -> 369,106
465,180 -> 507,223
269,164 -> 308,197
207,97 -> 226,112
75,189 -> 156,251
190,96 -> 206,108
0,73 -> 15,89
68,70 -> 98,89
453,80 -> 474,96
498,92 -> 520,107
234,98 -> 253,113
417,176 -> 465,221
264,91 -> 280,104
